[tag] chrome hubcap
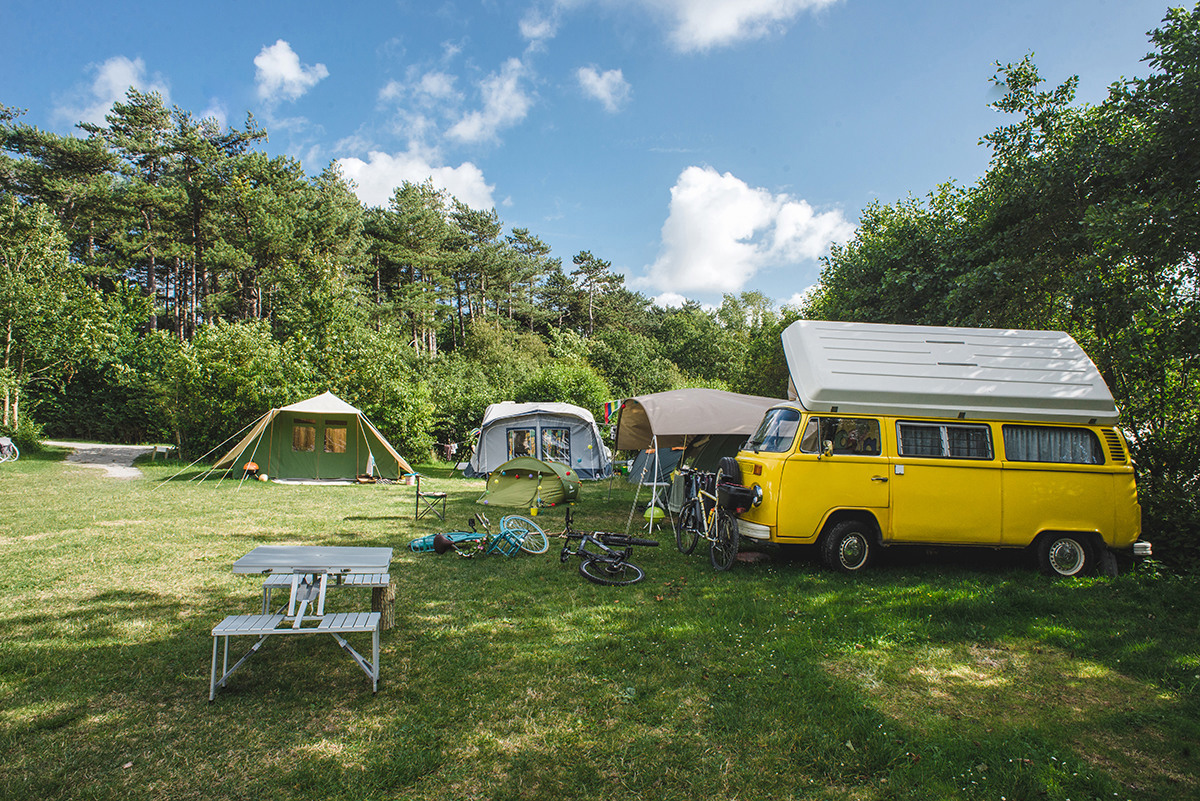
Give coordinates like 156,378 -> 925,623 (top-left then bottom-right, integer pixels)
839,535 -> 867,569
1049,539 -> 1085,575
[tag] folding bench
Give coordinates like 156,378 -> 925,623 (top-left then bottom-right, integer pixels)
209,611 -> 381,701
260,572 -> 392,614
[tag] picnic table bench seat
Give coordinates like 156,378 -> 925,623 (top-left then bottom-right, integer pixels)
209,611 -> 381,701
260,572 -> 391,613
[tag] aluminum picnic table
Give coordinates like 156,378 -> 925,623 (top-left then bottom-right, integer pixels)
209,545 -> 392,701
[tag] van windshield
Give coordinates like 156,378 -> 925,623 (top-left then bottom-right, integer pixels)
746,408 -> 801,453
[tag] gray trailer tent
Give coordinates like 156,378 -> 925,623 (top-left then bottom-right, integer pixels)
464,402 -> 613,479
614,388 -> 780,513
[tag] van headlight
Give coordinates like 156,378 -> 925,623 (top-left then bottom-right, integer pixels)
751,484 -> 763,507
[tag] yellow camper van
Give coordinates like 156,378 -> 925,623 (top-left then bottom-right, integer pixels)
728,321 -> 1150,577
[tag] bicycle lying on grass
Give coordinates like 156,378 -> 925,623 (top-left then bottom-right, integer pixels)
558,508 -> 658,586
0,437 -> 18,463
409,512 -> 550,557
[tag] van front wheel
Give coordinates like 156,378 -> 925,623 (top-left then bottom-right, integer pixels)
1037,533 -> 1093,577
821,521 -> 875,573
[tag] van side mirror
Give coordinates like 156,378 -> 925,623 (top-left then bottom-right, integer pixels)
822,440 -> 834,458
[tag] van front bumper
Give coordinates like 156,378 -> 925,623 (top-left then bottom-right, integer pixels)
1133,540 -> 1152,557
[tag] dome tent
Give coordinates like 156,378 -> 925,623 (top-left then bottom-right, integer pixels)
477,456 -> 581,508
213,391 -> 413,482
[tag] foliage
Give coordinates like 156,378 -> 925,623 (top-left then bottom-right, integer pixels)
514,360 -> 612,418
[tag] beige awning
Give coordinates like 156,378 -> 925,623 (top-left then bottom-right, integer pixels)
613,388 -> 781,451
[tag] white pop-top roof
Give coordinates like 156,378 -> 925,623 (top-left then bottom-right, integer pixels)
781,320 -> 1119,424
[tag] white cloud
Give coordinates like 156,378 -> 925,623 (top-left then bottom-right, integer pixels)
336,147 -> 496,211
652,0 -> 840,52
533,0 -> 838,52
783,287 -> 817,309
54,56 -> 170,126
447,58 -> 533,144
520,6 -> 561,44
642,165 -> 852,295
653,291 -> 690,308
577,66 -> 631,112
199,99 -> 228,128
254,40 -> 329,103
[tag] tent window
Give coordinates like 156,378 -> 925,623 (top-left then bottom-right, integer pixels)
540,427 -> 570,464
324,421 -> 347,453
507,428 -> 535,459
292,419 -> 316,452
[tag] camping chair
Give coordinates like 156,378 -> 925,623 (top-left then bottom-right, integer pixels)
415,475 -> 447,521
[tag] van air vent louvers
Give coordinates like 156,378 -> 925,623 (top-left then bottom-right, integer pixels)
1101,429 -> 1127,463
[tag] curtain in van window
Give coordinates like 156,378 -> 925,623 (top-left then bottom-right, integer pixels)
1002,425 -> 1104,464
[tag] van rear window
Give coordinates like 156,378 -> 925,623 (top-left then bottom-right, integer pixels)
898,422 -> 992,460
1002,425 -> 1105,465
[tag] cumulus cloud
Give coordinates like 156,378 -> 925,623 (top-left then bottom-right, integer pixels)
254,40 -> 329,103
336,147 -> 496,211
577,66 -> 631,112
642,165 -> 852,295
53,56 -> 170,126
520,6 -> 561,44
529,0 -> 838,52
447,58 -> 533,144
653,0 -> 841,52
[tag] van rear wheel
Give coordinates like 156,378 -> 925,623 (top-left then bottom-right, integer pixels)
821,521 -> 875,573
1037,533 -> 1093,577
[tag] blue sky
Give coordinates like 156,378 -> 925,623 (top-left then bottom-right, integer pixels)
0,0 -> 1176,308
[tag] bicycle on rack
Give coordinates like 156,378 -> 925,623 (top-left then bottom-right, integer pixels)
559,508 -> 658,586
409,512 -> 550,557
0,437 -> 18,463
673,466 -> 743,571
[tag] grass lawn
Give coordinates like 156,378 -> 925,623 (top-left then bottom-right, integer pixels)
1,448 -> 1197,800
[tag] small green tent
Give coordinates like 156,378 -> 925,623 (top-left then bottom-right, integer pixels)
477,457 -> 580,508
213,391 -> 413,482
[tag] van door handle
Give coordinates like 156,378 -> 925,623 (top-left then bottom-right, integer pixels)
870,476 -> 888,483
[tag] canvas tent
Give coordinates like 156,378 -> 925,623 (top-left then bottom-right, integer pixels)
477,457 -> 581,508
464,401 -> 612,479
213,391 -> 413,482
614,388 -> 780,512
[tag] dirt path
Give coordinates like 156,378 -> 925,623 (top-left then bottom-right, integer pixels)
43,440 -> 160,479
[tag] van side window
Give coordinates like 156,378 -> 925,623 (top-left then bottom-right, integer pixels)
1002,425 -> 1105,464
898,422 -> 992,459
800,417 -> 882,455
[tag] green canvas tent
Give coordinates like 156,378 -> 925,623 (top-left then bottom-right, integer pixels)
477,457 -> 580,508
213,391 -> 413,482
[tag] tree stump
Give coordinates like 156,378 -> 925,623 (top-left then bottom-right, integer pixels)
372,580 -> 396,630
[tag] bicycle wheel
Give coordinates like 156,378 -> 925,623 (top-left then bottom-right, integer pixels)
502,514 -> 549,554
579,556 -> 646,586
674,497 -> 702,555
710,509 -> 740,571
